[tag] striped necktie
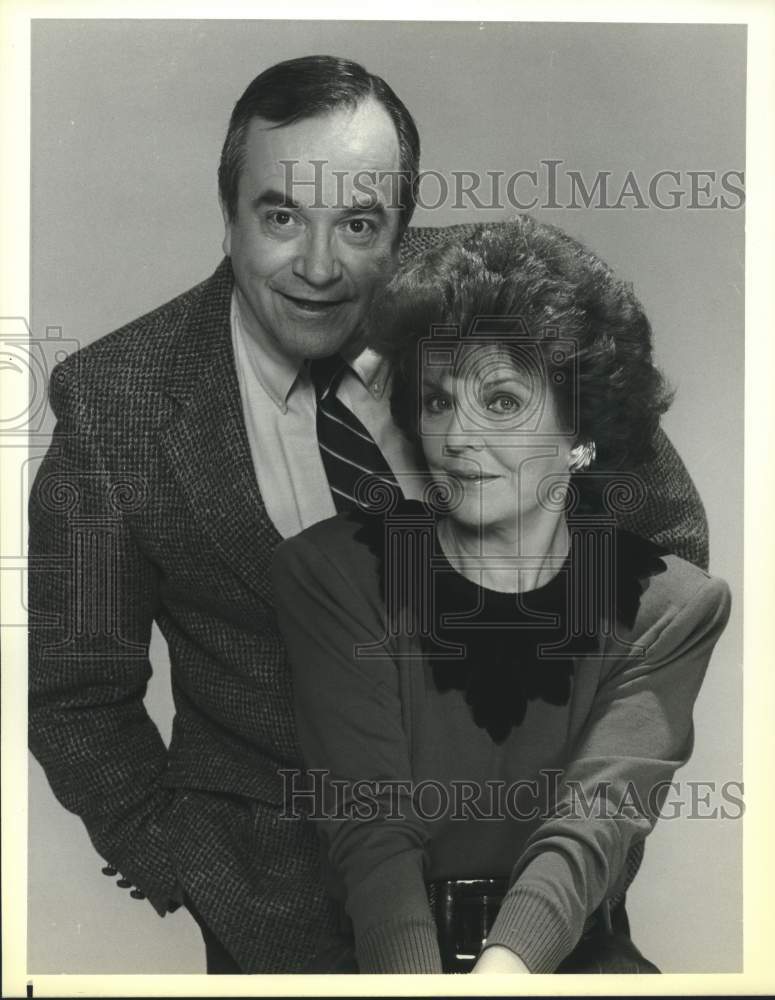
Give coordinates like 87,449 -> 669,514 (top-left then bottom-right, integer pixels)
310,355 -> 401,513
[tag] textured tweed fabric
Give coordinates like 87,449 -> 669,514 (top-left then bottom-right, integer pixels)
28,223 -> 708,972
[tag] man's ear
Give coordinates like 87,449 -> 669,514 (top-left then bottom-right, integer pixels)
219,196 -> 232,257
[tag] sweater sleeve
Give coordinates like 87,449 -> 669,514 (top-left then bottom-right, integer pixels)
482,572 -> 731,972
271,529 -> 443,974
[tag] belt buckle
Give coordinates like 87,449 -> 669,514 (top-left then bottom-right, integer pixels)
433,878 -> 506,973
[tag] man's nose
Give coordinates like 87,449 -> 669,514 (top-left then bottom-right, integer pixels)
291,229 -> 342,287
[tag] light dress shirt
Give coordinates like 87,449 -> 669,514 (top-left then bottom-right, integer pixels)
230,291 -> 426,539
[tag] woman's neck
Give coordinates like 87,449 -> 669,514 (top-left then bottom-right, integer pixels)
437,511 -> 570,593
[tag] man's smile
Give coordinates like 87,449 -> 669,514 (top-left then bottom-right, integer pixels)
275,290 -> 352,313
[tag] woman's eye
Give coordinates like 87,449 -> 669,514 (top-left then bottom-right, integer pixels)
487,393 -> 521,414
423,394 -> 452,414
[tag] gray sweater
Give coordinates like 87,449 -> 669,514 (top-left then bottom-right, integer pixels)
272,509 -> 730,974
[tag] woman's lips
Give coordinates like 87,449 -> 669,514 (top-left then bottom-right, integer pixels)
444,469 -> 499,484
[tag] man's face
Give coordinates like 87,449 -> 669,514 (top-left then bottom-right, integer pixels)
222,98 -> 403,363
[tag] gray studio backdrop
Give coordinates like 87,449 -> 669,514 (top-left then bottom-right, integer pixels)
28,19 -> 744,974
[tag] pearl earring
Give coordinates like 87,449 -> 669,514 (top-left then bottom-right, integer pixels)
569,441 -> 597,473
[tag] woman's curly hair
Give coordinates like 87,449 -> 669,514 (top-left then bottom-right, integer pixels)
368,215 -> 673,471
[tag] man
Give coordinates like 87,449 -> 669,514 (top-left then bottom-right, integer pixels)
28,55 -> 708,974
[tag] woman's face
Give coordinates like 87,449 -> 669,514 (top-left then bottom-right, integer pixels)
420,345 -> 575,538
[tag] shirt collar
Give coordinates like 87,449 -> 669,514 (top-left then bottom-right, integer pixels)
343,344 -> 391,399
231,290 -> 391,407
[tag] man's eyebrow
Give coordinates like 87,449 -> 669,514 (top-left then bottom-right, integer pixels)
251,189 -> 302,211
342,196 -> 387,218
251,188 -> 388,217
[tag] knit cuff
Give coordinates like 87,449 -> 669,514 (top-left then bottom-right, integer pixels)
356,918 -> 443,973
481,886 -> 574,973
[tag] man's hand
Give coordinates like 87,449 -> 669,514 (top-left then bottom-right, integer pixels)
471,943 -> 531,974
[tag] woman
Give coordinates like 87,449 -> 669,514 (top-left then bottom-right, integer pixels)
270,218 -> 731,975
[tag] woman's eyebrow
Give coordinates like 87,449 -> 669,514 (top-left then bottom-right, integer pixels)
477,373 -> 533,390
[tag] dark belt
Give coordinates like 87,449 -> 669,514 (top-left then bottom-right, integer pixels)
427,877 -> 508,972
427,877 -> 620,974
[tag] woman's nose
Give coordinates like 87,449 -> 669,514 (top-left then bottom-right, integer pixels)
442,407 -> 486,452
443,435 -> 485,455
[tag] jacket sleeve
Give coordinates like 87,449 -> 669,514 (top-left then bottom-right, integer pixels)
617,427 -> 709,570
482,573 -> 732,972
271,531 -> 443,974
28,358 -> 181,914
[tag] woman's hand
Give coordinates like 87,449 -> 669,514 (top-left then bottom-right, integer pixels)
471,944 -> 531,974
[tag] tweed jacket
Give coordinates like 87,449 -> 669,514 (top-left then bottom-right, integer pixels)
28,222 -> 709,972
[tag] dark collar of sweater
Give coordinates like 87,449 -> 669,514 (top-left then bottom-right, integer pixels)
351,498 -> 667,744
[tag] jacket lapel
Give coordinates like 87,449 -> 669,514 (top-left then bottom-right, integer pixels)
158,258 -> 282,603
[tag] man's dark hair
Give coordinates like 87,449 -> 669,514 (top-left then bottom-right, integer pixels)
218,54 -> 420,230
369,216 -> 674,472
